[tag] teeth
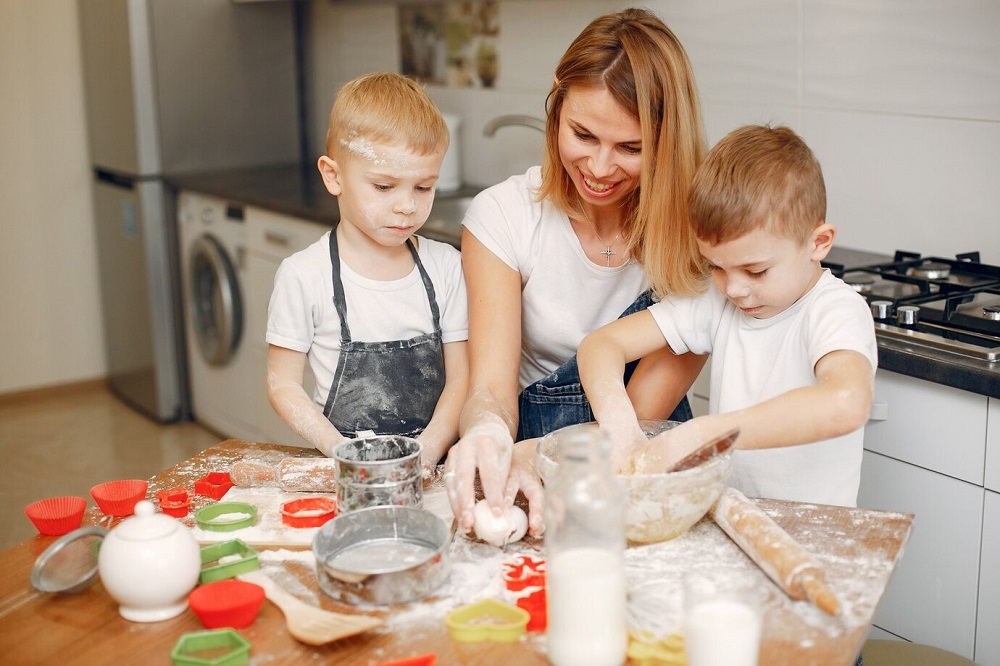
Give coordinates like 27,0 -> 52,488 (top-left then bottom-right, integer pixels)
584,177 -> 613,193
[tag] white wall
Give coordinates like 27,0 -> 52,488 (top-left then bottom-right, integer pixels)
309,0 -> 1000,265
0,2 -> 106,395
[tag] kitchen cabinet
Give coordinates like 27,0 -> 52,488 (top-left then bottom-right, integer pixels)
245,206 -> 326,447
978,491 -> 1000,665
986,398 -> 999,492
857,370 -> 991,661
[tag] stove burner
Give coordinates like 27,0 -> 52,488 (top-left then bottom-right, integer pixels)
907,261 -> 951,280
846,274 -> 876,294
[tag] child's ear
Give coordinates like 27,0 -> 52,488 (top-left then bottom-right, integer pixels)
810,223 -> 836,262
317,156 -> 343,196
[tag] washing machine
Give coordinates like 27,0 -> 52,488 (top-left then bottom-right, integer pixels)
178,191 -> 266,441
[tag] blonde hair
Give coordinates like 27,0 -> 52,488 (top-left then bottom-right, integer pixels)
537,8 -> 707,297
325,72 -> 449,159
690,125 -> 826,245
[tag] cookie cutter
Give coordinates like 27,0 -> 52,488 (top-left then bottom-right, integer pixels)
170,628 -> 251,666
444,598 -> 529,643
280,497 -> 337,528
501,554 -> 546,592
155,487 -> 192,518
194,472 -> 234,500
199,539 -> 260,584
194,502 -> 257,532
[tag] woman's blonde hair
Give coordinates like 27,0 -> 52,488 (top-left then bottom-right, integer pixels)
537,8 -> 707,297
325,72 -> 449,159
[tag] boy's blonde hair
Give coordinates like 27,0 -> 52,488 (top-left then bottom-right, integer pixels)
536,8 -> 707,298
325,72 -> 449,159
690,125 -> 826,246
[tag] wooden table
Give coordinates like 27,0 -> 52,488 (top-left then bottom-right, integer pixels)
0,440 -> 913,665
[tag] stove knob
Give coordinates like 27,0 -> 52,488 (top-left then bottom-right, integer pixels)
896,305 -> 920,327
985,305 -> 1000,322
870,300 -> 893,321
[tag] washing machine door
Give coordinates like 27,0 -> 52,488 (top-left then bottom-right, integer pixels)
189,234 -> 243,367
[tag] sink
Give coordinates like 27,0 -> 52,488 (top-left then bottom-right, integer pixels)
421,194 -> 476,248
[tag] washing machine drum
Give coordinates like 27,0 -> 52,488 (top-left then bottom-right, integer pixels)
189,234 -> 243,367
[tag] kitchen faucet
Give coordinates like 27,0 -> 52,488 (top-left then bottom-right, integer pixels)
482,115 -> 546,136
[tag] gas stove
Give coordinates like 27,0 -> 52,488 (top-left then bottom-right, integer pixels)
823,250 -> 1000,362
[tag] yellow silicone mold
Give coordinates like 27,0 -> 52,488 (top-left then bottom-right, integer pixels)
445,598 -> 530,643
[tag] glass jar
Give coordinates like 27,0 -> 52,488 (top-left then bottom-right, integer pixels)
544,425 -> 627,666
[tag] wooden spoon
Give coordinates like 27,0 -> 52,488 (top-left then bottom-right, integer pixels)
664,426 -> 740,473
631,426 -> 740,474
238,570 -> 382,645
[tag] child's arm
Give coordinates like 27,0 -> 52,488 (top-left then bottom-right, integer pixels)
416,340 -> 469,473
265,344 -> 346,457
637,349 -> 874,471
578,310 -> 676,471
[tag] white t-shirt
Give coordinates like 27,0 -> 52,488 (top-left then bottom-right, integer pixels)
266,231 -> 468,408
463,166 -> 650,390
648,269 -> 878,507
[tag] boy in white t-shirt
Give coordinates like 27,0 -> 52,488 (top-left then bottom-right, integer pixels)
578,124 -> 877,506
266,72 -> 469,472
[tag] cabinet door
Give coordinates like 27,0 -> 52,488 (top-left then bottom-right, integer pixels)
865,370 -> 987,484
858,451 -> 982,659
987,398 -> 1000,493
977,491 -> 1000,665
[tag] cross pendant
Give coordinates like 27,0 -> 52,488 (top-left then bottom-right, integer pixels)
601,245 -> 616,266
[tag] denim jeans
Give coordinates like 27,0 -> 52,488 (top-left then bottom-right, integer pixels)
516,290 -> 694,441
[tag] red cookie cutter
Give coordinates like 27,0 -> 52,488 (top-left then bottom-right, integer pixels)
155,487 -> 192,518
194,472 -> 234,500
280,497 -> 337,528
516,588 -> 547,633
501,554 -> 546,592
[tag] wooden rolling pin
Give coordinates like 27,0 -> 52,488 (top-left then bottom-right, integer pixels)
709,487 -> 841,615
230,457 -> 338,493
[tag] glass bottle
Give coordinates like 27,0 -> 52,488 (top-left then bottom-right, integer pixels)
544,424 -> 627,666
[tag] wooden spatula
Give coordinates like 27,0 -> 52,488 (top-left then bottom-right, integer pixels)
631,426 -> 740,474
664,426 -> 740,472
239,570 -> 382,645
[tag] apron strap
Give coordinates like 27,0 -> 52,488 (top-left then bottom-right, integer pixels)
328,227 -> 442,340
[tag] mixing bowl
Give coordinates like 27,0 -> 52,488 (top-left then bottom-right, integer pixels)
536,420 -> 732,544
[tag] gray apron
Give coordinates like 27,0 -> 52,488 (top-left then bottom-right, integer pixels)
322,228 -> 446,437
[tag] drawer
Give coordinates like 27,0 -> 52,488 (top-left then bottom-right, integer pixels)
246,207 -> 327,260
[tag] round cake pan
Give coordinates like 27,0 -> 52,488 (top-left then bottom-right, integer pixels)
313,505 -> 453,607
333,435 -> 423,513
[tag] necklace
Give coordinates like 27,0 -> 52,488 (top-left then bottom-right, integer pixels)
581,220 -> 623,266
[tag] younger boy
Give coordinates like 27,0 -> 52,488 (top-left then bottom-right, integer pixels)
265,72 -> 469,472
578,124 -> 876,507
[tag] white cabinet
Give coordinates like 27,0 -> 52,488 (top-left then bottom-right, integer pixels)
857,370 -> 990,660
987,398 -> 1000,493
245,207 -> 325,447
978,491 -> 1000,665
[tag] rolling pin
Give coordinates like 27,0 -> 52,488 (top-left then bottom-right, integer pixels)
709,487 -> 841,615
230,457 -> 338,493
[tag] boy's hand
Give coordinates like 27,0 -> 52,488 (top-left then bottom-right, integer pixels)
631,417 -> 733,474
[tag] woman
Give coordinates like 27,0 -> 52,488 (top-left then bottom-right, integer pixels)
445,8 -> 709,535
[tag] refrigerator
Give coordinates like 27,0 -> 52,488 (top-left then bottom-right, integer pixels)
78,0 -> 302,422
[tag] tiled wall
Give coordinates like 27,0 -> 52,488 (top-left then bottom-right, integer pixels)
308,0 -> 1000,263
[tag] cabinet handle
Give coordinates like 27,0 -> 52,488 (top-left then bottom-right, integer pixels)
868,402 -> 888,422
264,231 -> 290,247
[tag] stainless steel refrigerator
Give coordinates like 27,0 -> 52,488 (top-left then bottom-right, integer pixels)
78,0 -> 301,422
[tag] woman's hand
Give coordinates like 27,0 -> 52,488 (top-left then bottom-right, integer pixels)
443,414 -> 513,533
504,438 -> 545,537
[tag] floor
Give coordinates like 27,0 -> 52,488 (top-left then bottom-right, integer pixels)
0,381 -> 221,551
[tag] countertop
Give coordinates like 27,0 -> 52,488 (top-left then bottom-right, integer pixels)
0,440 -> 913,666
167,164 -> 999,400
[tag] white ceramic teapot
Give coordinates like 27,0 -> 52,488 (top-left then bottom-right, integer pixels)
98,499 -> 201,622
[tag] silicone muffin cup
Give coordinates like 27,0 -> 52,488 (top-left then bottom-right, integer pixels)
188,580 -> 265,629
24,496 -> 88,536
90,480 -> 148,517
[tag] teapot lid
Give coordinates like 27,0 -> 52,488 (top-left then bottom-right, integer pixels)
113,500 -> 182,541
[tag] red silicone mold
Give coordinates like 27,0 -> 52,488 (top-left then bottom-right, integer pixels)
280,497 -> 337,528
24,496 -> 88,536
194,472 -> 234,500
188,579 -> 266,629
155,487 -> 191,518
90,479 -> 148,517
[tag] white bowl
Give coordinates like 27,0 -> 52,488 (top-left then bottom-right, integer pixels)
537,421 -> 732,544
